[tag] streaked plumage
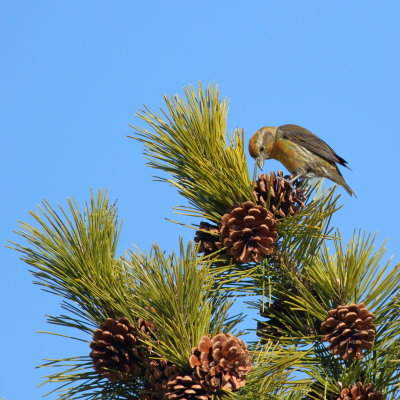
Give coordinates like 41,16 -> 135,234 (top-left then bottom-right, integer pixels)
248,124 -> 356,197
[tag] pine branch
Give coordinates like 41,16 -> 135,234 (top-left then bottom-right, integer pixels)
119,240 -> 243,369
38,356 -> 143,400
10,81 -> 400,400
236,343 -> 312,400
10,191 -> 248,398
130,83 -> 253,222
9,190 -> 134,324
257,230 -> 400,398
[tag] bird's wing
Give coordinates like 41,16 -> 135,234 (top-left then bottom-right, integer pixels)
278,124 -> 350,169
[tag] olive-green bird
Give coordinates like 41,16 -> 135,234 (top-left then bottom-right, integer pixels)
248,124 -> 356,197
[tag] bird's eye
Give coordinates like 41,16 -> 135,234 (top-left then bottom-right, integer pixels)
260,146 -> 265,152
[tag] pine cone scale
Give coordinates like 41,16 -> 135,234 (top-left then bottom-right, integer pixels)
339,382 -> 383,400
189,332 -> 252,393
90,316 -> 153,382
321,303 -> 376,360
194,222 -> 221,256
220,201 -> 278,263
253,171 -> 306,219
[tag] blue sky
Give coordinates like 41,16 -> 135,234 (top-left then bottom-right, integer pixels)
2,1 -> 400,398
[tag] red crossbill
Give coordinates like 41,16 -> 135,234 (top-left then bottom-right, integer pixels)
248,124 -> 356,197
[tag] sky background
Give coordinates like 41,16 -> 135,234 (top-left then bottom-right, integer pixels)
1,1 -> 400,398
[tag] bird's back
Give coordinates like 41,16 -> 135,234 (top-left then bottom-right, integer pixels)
277,124 -> 350,169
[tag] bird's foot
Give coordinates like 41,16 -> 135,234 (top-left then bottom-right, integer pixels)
275,175 -> 297,194
287,180 -> 297,195
289,174 -> 306,192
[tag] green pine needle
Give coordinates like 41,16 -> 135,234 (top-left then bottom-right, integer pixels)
120,240 -> 241,368
130,83 -> 253,222
10,191 -> 246,398
10,190 -> 132,325
9,82 -> 400,400
254,229 -> 400,398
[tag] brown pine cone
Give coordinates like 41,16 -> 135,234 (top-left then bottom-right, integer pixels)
165,373 -> 211,400
146,359 -> 179,396
194,222 -> 221,256
220,201 -> 278,263
338,382 -> 383,400
268,249 -> 287,268
321,303 -> 376,360
189,333 -> 252,392
89,317 -> 145,381
253,171 -> 306,218
138,313 -> 156,335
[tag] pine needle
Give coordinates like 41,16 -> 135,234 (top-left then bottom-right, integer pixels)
130,83 -> 253,222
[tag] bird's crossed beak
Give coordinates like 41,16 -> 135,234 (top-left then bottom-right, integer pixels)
253,156 -> 265,181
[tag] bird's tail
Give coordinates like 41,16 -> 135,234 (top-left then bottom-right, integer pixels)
338,177 -> 357,198
331,166 -> 357,198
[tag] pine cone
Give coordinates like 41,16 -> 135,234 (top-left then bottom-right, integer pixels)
89,317 -> 145,381
338,382 -> 383,400
268,249 -> 287,268
253,171 -> 306,218
194,222 -> 221,256
165,373 -> 211,400
321,303 -> 376,360
189,333 -> 252,392
220,201 -> 278,263
146,359 -> 179,396
138,315 -> 156,335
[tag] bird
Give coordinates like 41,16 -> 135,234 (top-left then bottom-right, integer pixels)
248,124 -> 356,197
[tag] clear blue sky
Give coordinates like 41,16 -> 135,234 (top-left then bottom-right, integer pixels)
2,1 -> 400,398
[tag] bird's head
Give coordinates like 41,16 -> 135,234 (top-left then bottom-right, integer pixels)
248,126 -> 277,169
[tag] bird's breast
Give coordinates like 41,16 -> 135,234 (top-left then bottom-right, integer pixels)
272,139 -> 308,174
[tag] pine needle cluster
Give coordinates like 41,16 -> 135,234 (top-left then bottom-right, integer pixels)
10,83 -> 400,400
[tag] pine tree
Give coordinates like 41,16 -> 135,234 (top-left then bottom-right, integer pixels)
11,83 -> 400,399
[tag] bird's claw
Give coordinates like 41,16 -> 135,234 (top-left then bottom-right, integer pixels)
276,175 -> 298,195
287,181 -> 297,195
